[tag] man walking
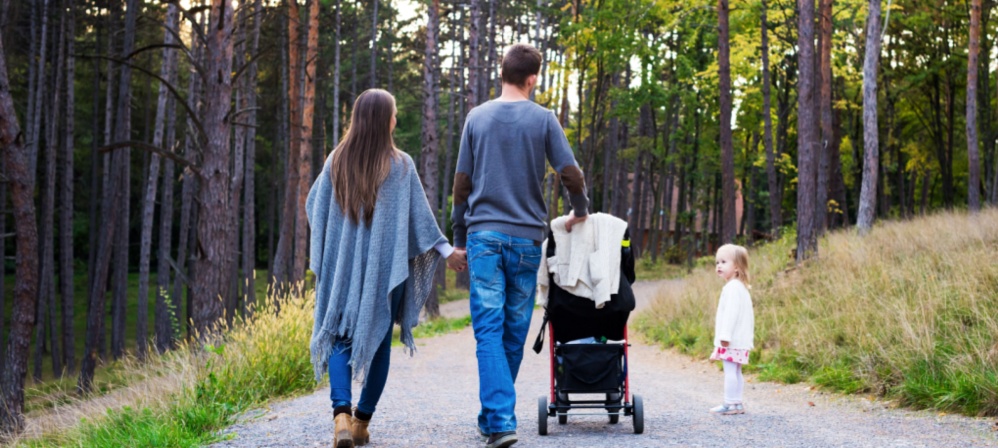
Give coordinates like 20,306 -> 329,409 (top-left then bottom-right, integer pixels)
451,43 -> 589,448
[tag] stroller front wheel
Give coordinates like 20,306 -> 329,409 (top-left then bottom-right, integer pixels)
537,396 -> 549,435
632,394 -> 645,434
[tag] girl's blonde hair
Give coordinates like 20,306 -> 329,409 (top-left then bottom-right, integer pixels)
717,244 -> 751,287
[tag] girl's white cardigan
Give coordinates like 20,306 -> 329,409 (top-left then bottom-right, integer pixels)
714,279 -> 755,350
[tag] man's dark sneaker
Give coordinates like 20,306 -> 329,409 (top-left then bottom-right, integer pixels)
485,431 -> 517,448
478,425 -> 488,438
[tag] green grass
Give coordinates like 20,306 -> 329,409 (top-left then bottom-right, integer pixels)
634,256 -> 687,281
1,268 -> 271,388
392,315 -> 473,347
15,288 -> 316,447
635,209 -> 998,417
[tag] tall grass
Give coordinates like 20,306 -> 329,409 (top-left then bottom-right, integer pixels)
635,209 -> 998,416
11,287 -> 316,447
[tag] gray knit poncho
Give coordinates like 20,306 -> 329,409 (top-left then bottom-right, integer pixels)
306,151 -> 446,383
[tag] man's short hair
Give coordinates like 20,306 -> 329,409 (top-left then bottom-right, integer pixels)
501,44 -> 542,87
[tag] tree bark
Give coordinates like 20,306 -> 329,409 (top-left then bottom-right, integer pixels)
81,0 -> 138,393
370,0 -> 379,88
242,0 -> 263,313
28,0 -> 50,176
422,0 -> 441,318
60,0 -> 76,372
761,0 -> 780,236
468,0 -> 481,108
274,0 -> 302,288
718,0 -> 735,244
294,0 -> 320,285
0,26 -> 40,436
966,0 -> 982,212
142,1 -> 180,357
333,0 -> 341,145
35,0 -> 63,380
856,0 -> 882,233
175,14 -> 203,341
191,0 -> 236,335
817,0 -> 833,232
796,0 -> 819,260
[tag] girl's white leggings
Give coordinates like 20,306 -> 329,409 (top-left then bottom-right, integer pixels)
723,360 -> 744,404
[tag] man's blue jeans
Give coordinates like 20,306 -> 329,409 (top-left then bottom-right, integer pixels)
467,231 -> 542,434
328,284 -> 403,415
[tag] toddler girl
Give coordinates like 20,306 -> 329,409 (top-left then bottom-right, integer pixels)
708,244 -> 754,415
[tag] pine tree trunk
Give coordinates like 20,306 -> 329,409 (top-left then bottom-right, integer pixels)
28,0 -> 49,176
422,0 -> 441,318
227,4 -> 249,322
34,2 -> 61,380
0,27 -> 40,435
487,0 -> 498,97
760,0 -> 780,236
468,0 -> 481,108
97,5 -> 117,360
274,0 -> 302,288
370,0 -> 378,88
967,0 -> 982,211
110,150 -> 130,360
718,0 -> 735,244
142,1 -> 180,357
856,0 -> 882,233
795,0 -> 819,259
191,0 -> 237,335
0,152 -> 6,364
60,0 -> 76,372
332,0 -> 341,145
816,0 -> 833,232
242,0 -> 263,313
980,5 -> 994,204
80,0 -> 138,394
174,15 -> 203,340
294,0 -> 320,285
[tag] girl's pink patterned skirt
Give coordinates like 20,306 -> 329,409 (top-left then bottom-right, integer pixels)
709,346 -> 750,365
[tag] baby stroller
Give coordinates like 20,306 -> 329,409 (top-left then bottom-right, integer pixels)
531,227 -> 644,435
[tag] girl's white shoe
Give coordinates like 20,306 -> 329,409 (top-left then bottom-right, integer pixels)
708,403 -> 745,415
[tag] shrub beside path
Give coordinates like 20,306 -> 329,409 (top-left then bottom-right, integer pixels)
213,280 -> 996,447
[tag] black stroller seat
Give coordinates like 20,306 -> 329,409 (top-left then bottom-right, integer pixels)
533,226 -> 645,435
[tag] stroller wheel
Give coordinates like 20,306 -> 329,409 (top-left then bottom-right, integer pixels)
607,393 -> 620,424
537,396 -> 548,435
632,394 -> 644,434
558,414 -> 568,424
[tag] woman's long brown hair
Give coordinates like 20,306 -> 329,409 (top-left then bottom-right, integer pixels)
331,89 -> 401,226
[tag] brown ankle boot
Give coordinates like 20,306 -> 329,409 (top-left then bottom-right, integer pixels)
351,416 -> 370,446
333,413 -> 354,448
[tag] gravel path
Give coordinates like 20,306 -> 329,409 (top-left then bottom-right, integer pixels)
213,281 -> 997,447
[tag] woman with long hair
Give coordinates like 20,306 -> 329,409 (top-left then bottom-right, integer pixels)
306,89 -> 466,448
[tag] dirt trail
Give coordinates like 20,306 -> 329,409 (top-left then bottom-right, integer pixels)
213,280 -> 997,447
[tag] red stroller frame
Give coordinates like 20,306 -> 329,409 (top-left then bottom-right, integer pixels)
534,227 -> 644,435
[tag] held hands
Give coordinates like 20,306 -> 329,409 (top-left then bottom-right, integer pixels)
447,248 -> 467,272
720,340 -> 730,348
564,209 -> 589,232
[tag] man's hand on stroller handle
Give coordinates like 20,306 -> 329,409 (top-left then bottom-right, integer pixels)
564,209 -> 588,232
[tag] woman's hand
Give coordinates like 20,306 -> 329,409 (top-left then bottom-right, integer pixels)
720,340 -> 730,348
447,248 -> 467,272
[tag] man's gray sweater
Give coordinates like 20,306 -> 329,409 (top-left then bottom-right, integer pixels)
451,100 -> 589,248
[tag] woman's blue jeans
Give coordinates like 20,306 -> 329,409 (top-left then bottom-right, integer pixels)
467,231 -> 542,434
328,284 -> 403,415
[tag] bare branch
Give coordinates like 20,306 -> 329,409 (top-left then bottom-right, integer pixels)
76,54 -> 207,144
99,141 -> 203,178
